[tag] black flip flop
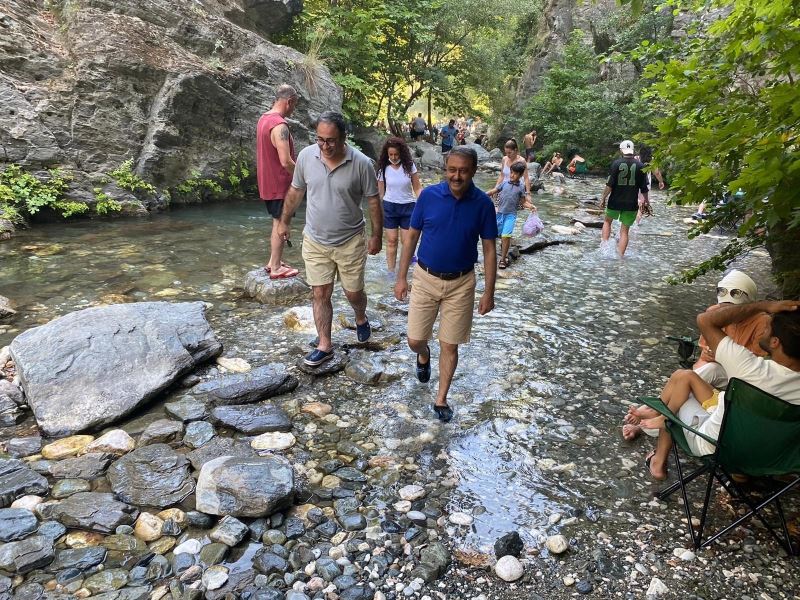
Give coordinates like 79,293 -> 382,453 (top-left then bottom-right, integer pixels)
645,451 -> 667,481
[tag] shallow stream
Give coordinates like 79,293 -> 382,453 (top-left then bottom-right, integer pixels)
0,173 -> 783,596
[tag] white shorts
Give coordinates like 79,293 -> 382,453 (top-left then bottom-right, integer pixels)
678,394 -> 712,456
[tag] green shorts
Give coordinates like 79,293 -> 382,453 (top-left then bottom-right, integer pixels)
605,208 -> 637,227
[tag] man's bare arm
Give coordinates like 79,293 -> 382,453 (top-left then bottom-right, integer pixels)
366,194 -> 382,255
270,124 -> 295,174
698,300 -> 800,354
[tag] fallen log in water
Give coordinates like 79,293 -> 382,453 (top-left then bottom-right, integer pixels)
518,237 -> 578,254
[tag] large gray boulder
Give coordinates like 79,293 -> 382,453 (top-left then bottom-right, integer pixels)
0,0 -> 340,218
107,444 -> 194,508
10,302 -> 221,436
461,143 -> 492,164
409,141 -> 444,170
195,455 -> 294,517
49,492 -> 138,533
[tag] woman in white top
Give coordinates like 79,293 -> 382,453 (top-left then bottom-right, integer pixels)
377,137 -> 422,273
494,138 -> 531,196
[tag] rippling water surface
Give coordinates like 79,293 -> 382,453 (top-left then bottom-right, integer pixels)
0,173 -> 774,554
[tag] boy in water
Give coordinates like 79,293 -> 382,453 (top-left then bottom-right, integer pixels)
487,162 -> 535,269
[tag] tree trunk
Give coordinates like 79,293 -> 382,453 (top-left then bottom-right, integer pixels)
426,90 -> 432,131
765,222 -> 800,299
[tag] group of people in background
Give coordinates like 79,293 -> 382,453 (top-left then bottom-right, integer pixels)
255,84 -> 677,423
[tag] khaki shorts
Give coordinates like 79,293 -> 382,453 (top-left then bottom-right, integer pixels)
302,231 -> 366,291
408,267 -> 476,345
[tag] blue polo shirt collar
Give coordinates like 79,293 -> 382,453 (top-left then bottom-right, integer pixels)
442,181 -> 477,202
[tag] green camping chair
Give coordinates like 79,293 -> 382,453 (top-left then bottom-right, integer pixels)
641,378 -> 800,554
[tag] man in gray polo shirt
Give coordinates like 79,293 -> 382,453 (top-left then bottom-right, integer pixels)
278,111 -> 382,367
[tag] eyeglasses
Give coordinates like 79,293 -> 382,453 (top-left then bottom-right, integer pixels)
316,136 -> 340,147
717,287 -> 749,299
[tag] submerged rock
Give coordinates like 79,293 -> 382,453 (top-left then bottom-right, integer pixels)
187,437 -> 256,470
196,456 -> 295,517
494,531 -> 524,558
9,302 -> 221,436
107,444 -> 194,508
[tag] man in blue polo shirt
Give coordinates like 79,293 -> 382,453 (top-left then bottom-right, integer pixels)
394,147 -> 498,422
439,119 -> 458,154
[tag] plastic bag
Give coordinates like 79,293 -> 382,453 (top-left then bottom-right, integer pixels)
522,211 -> 544,236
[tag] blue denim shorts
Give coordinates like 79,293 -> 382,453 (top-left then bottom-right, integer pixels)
383,201 -> 415,230
496,212 -> 517,237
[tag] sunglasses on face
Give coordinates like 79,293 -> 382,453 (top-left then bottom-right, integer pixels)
717,287 -> 749,299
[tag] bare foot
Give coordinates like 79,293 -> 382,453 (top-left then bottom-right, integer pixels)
639,415 -> 666,431
622,423 -> 641,441
628,405 -> 658,420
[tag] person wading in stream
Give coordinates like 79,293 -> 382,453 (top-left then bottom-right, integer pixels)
600,139 -> 648,257
394,147 -> 497,422
277,111 -> 382,367
256,84 -> 300,279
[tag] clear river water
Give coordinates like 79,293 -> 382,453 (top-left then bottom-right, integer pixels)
0,172 -> 776,564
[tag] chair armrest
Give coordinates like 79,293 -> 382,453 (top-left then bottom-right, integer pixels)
640,396 -> 719,446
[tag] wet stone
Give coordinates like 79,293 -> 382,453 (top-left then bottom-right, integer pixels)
107,444 -> 194,508
315,557 -> 342,581
84,568 -> 129,593
172,551 -> 196,576
333,467 -> 367,483
102,534 -> 147,554
187,437 -> 255,470
164,397 -> 209,422
284,516 -> 305,539
6,436 -> 42,457
576,580 -> 594,594
263,529 -> 286,545
191,364 -> 299,406
210,515 -> 249,546
199,542 -> 228,566
182,420 -> 215,449
0,458 -> 49,507
82,430 -> 135,456
37,521 -> 66,540
210,403 -> 292,435
50,492 -> 137,533
49,453 -> 111,480
495,531 -> 524,558
186,511 -> 214,529
51,478 -> 91,499
253,549 -> 288,575
0,535 -> 55,573
296,352 -> 349,375
49,547 -> 107,572
0,508 -> 37,542
137,418 -> 183,446
340,513 -> 367,531
196,455 -> 294,518
315,520 -> 338,539
339,586 -> 372,600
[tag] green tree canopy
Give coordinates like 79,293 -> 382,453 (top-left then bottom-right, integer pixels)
637,0 -> 800,297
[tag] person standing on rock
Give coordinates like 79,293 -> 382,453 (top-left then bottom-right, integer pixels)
440,119 -> 458,154
600,140 -> 648,257
256,84 -> 301,279
277,111 -> 382,367
523,128 -> 537,162
394,147 -> 497,422
410,113 -> 427,141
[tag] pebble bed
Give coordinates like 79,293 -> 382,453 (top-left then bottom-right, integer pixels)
1,177 -> 798,600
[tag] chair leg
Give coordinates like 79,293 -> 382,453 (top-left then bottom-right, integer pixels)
669,442 -> 714,549
701,474 -> 800,554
